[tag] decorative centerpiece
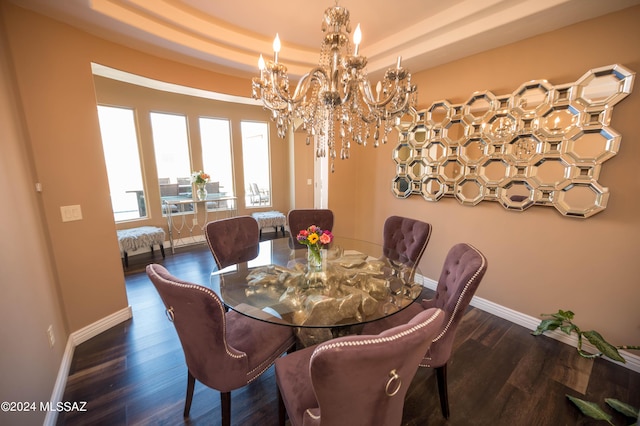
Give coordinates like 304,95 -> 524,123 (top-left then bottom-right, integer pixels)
191,170 -> 210,201
296,225 -> 333,270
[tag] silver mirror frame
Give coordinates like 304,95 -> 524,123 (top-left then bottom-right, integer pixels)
392,64 -> 635,218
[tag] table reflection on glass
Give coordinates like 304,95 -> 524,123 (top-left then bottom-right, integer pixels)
211,237 -> 424,346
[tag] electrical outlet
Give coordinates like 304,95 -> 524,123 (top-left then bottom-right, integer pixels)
60,205 -> 83,222
47,325 -> 55,348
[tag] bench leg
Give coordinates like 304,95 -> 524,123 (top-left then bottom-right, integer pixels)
160,244 -> 165,259
123,252 -> 129,268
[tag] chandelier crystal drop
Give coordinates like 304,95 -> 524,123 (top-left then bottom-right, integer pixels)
251,2 -> 417,172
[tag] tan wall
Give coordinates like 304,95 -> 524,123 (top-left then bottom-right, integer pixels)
291,130 -> 316,209
0,1 -> 284,336
0,6 -> 67,423
2,6 -> 639,419
329,6 -> 640,345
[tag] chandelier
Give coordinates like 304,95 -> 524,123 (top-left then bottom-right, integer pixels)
251,2 -> 417,172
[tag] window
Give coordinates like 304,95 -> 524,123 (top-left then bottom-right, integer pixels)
241,121 -> 271,207
97,105 -> 146,222
150,112 -> 192,214
200,117 -> 234,210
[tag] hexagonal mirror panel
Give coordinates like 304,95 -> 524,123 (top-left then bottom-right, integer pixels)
392,64 -> 634,218
421,177 -> 446,201
555,181 -> 609,218
455,178 -> 484,205
565,128 -> 620,163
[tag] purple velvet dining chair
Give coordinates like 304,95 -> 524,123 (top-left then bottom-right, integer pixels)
205,216 -> 260,269
362,243 -> 488,419
275,308 -> 445,426
287,209 -> 334,249
146,263 -> 295,426
382,215 -> 432,266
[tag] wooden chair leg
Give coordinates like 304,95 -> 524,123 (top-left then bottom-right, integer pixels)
221,391 -> 231,426
435,364 -> 450,419
278,388 -> 286,426
184,371 -> 196,417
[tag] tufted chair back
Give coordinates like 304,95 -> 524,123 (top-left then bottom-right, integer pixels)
420,243 -> 487,368
287,209 -> 334,249
147,263 -> 295,424
360,242 -> 487,419
276,308 -> 445,426
382,216 -> 432,266
147,263 -> 249,391
205,216 -> 260,269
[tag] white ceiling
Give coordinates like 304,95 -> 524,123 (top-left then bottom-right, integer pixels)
9,0 -> 640,79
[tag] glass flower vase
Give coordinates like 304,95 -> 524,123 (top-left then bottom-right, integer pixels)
196,183 -> 207,201
307,245 -> 323,270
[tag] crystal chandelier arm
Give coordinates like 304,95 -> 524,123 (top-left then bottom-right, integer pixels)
291,67 -> 329,101
360,80 -> 404,109
265,66 -> 330,108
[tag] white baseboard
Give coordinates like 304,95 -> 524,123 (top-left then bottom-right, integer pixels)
45,277 -> 639,426
71,306 -> 132,346
43,337 -> 75,426
421,277 -> 640,373
44,306 -> 132,426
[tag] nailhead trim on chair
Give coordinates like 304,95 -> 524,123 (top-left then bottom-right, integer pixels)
420,243 -> 486,368
304,309 -> 443,423
147,266 -> 245,361
310,309 -> 443,363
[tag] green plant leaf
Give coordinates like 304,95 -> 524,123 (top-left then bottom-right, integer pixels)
566,395 -> 613,425
532,318 -> 562,335
605,398 -> 639,419
557,309 -> 575,320
583,330 -> 626,363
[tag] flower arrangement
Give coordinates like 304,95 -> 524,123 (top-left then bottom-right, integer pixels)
296,225 -> 333,268
191,170 -> 210,186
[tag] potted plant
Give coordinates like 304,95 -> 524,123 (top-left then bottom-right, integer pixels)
533,310 -> 640,424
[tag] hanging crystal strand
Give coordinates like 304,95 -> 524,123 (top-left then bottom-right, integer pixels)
316,124 -> 324,158
373,116 -> 381,147
253,4 -> 417,171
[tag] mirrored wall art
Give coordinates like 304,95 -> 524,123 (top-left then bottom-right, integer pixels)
392,64 -> 635,218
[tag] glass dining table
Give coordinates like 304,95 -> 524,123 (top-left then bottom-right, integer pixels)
210,236 -> 425,346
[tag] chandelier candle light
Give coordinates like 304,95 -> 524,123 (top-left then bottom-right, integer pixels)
252,2 -> 417,172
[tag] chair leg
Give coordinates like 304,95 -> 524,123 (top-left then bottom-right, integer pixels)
277,387 -> 286,426
184,371 -> 196,417
435,364 -> 450,419
221,391 -> 231,426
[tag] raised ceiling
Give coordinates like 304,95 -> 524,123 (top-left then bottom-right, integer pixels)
10,0 -> 640,79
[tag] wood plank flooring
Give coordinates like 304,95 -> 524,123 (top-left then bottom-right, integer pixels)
57,233 -> 640,425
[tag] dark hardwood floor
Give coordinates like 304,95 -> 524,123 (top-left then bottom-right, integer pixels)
57,232 -> 640,425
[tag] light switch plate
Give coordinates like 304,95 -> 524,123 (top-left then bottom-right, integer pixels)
61,205 -> 83,222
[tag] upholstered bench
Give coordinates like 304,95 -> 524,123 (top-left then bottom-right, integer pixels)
117,226 -> 166,268
251,211 -> 286,237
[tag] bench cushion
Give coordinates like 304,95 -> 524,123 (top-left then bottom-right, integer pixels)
117,226 -> 165,253
251,211 -> 286,230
